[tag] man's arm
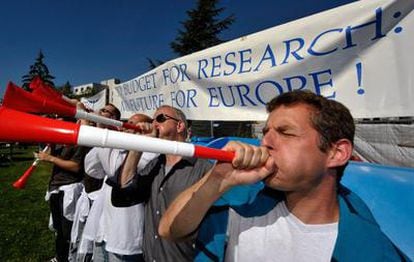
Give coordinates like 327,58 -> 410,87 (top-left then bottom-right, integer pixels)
110,121 -> 157,207
159,141 -> 274,241
119,150 -> 143,187
37,151 -> 80,173
110,153 -> 158,207
119,120 -> 155,187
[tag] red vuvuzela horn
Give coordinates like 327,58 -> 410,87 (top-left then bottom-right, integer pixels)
13,165 -> 37,189
29,77 -> 75,107
13,145 -> 50,189
2,82 -> 140,132
0,107 -> 234,162
3,82 -> 77,116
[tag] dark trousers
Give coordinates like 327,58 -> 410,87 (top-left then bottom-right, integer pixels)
50,191 -> 73,262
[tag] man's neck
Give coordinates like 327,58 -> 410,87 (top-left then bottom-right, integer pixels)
284,178 -> 339,224
164,135 -> 186,166
165,154 -> 182,167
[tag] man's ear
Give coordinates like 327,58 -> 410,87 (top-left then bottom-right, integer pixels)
176,120 -> 186,135
327,139 -> 353,168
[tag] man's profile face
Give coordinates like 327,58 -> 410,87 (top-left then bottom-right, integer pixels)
152,107 -> 181,140
99,105 -> 117,119
261,103 -> 330,192
123,114 -> 152,133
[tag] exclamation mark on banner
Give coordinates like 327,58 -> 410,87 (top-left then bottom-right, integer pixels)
356,62 -> 365,95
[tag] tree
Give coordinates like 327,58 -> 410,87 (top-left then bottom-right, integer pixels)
21,51 -> 55,90
147,0 -> 234,68
170,0 -> 234,56
147,0 -> 251,138
56,81 -> 73,97
168,0 -> 248,138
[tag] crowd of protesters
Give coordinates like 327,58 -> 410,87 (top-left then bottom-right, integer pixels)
38,91 -> 409,262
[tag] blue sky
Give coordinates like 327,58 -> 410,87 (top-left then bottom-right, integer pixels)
0,0 -> 356,98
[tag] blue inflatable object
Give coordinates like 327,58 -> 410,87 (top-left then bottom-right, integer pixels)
205,137 -> 263,206
201,137 -> 414,259
205,136 -> 261,148
190,136 -> 216,146
342,161 -> 414,259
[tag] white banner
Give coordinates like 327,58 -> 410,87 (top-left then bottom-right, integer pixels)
81,89 -> 107,112
112,0 -> 414,120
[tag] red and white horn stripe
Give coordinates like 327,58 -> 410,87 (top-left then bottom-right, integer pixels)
0,108 -> 234,162
3,82 -> 141,132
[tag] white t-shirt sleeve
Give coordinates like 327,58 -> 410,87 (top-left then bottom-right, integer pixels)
84,147 -> 106,179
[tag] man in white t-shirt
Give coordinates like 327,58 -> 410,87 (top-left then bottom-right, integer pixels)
67,103 -> 120,262
83,113 -> 156,262
159,90 -> 409,261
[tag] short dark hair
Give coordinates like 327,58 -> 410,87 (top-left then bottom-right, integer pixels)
266,90 -> 355,181
106,103 -> 121,120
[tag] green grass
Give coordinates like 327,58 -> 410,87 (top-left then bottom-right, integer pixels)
0,146 -> 54,261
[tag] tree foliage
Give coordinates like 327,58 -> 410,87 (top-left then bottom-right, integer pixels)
21,51 -> 55,90
145,0 -> 250,138
147,0 -> 234,68
56,81 -> 73,97
170,0 -> 234,56
170,0 -> 240,138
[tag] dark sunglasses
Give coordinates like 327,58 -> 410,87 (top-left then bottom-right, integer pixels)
154,113 -> 180,123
